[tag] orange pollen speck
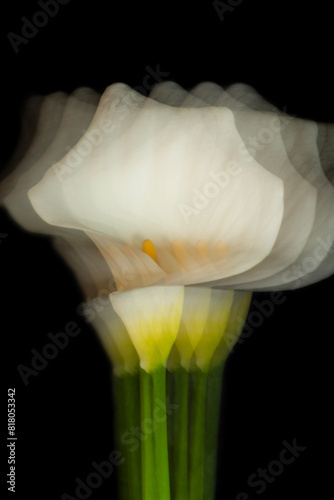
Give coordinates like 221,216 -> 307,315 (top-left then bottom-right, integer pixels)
214,241 -> 229,260
195,240 -> 209,264
142,239 -> 159,265
172,240 -> 188,269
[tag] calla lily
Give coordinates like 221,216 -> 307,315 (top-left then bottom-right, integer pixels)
24,82 -> 333,294
1,80 -> 333,500
27,84 -> 284,289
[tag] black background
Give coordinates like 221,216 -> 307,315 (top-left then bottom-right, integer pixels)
1,1 -> 333,499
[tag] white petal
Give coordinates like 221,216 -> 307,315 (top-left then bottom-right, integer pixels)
174,287 -> 212,369
110,286 -> 184,372
29,86 -> 285,288
188,83 -> 318,285
85,298 -> 139,375
3,89 -> 99,234
238,118 -> 334,290
19,82 -> 333,291
194,288 -> 234,371
53,234 -> 115,298
87,232 -> 166,291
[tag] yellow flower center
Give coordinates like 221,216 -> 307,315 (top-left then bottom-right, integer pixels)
142,238 -> 229,272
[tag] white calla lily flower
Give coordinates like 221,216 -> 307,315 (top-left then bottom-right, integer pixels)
2,81 -> 333,500
1,81 -> 333,377
24,82 -> 333,292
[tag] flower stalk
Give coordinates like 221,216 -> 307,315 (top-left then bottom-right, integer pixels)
204,361 -> 226,500
152,365 -> 171,500
108,288 -> 252,500
168,367 -> 189,500
188,368 -> 208,500
112,371 -> 142,500
140,368 -> 157,500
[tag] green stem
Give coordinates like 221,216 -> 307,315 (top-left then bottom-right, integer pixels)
123,372 -> 142,500
152,365 -> 171,500
112,371 -> 142,500
112,372 -> 127,500
169,367 -> 189,500
140,368 -> 156,500
189,369 -> 208,500
167,368 -> 175,459
204,362 -> 225,500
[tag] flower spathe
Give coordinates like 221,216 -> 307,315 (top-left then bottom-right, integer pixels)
25,82 -> 334,292
110,285 -> 184,372
173,287 -> 212,371
193,288 -> 234,372
2,81 -> 333,295
87,298 -> 140,376
172,287 -> 234,372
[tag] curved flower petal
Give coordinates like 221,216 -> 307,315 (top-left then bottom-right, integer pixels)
28,84 -> 285,288
317,122 -> 334,185
149,81 -> 207,108
2,82 -> 332,293
224,84 -> 334,289
187,82 -> 333,290
87,298 -> 139,375
1,88 -> 100,234
173,287 -> 212,370
52,234 -> 115,297
110,285 -> 184,372
87,231 -> 166,290
238,114 -> 334,290
193,288 -> 234,371
1,91 -> 67,232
